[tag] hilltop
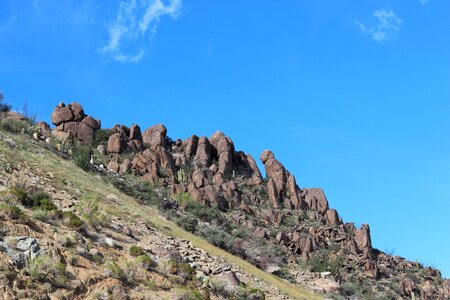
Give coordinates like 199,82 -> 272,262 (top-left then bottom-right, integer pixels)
0,100 -> 449,299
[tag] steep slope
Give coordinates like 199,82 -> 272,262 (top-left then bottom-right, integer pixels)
0,115 -> 319,299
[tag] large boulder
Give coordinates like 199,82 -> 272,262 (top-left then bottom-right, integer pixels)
301,188 -> 329,214
50,103 -> 74,126
194,137 -> 212,167
354,224 -> 372,253
142,124 -> 167,147
81,116 -> 101,130
107,133 -> 127,154
68,102 -> 85,121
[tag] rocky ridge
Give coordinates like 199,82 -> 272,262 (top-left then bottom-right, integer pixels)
2,101 -> 449,299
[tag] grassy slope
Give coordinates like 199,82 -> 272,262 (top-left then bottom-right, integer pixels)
0,131 -> 322,300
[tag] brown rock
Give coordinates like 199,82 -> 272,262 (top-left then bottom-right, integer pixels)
51,129 -> 73,142
192,169 -> 206,188
401,277 -> 418,297
421,282 -> 433,300
184,135 -> 199,157
36,121 -> 51,133
325,209 -> 341,225
252,227 -> 269,239
107,133 -> 127,154
68,102 -> 85,121
266,178 -> 281,208
260,150 -> 274,164
51,105 -> 74,126
129,124 -> 142,141
119,159 -> 131,174
142,124 -> 167,147
302,188 -> 329,213
194,137 -> 212,167
354,224 -> 372,253
81,116 -> 101,130
77,123 -> 95,142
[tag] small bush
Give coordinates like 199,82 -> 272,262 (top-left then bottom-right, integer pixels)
105,260 -> 126,281
176,215 -> 198,233
62,211 -> 83,228
136,254 -> 154,270
0,119 -> 28,133
0,204 -> 25,220
32,209 -> 49,222
71,144 -> 92,171
77,193 -> 110,229
178,262 -> 195,280
129,245 -> 145,257
0,93 -> 11,113
27,255 -> 67,286
305,252 -> 344,277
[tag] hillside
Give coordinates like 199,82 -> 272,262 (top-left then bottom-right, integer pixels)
0,101 -> 449,300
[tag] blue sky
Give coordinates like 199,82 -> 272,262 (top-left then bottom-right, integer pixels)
1,0 -> 449,277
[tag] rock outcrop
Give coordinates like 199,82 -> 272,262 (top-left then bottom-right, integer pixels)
50,102 -> 101,143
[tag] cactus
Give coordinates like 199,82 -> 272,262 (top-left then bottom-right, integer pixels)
177,168 -> 186,183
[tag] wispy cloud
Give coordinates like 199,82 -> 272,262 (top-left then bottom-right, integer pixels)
419,0 -> 431,4
101,0 -> 182,63
354,9 -> 402,43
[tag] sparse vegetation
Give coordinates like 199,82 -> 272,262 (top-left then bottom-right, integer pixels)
77,193 -> 110,229
129,245 -> 146,257
71,143 -> 92,171
27,255 -> 67,286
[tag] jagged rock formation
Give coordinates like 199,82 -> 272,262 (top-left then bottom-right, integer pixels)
50,102 -> 101,143
4,102 -> 449,299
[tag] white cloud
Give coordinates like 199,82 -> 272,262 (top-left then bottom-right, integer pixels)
354,9 -> 402,43
101,0 -> 182,63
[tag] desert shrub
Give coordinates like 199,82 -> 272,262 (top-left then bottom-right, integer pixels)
77,193 -> 110,229
174,192 -> 192,205
339,282 -> 359,296
93,128 -> 114,148
105,260 -> 126,281
178,262 -> 195,281
71,144 -> 92,171
10,187 -> 57,211
136,254 -> 154,270
27,255 -> 67,286
197,225 -> 234,251
243,238 -> 286,270
0,203 -> 25,220
0,119 -> 28,133
61,211 -> 83,228
106,176 -> 162,207
158,259 -> 178,276
305,252 -> 344,277
184,201 -> 225,225
129,245 -> 145,257
176,215 -> 198,233
32,209 -> 50,222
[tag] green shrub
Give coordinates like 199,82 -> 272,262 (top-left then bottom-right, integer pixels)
27,255 -> 67,286
62,211 -> 83,228
176,215 -> 198,233
71,144 -> 92,171
136,254 -> 154,270
32,209 -> 50,222
0,204 -> 25,220
0,119 -> 29,133
305,253 -> 344,277
129,245 -> 145,257
77,193 -> 110,229
178,262 -> 195,280
105,260 -> 126,281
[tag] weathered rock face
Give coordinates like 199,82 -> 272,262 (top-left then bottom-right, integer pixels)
106,124 -> 144,154
50,102 -> 100,143
355,224 -> 372,253
142,124 -> 167,147
131,147 -> 176,185
194,137 -> 212,167
260,150 -> 307,210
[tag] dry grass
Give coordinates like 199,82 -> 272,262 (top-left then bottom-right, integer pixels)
0,131 -> 322,300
